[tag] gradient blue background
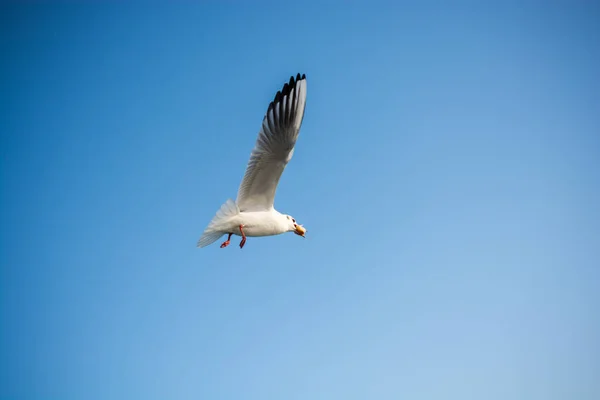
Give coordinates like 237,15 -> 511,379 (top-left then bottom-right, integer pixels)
1,2 -> 599,399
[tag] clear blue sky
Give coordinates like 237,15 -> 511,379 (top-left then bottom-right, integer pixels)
1,2 -> 599,399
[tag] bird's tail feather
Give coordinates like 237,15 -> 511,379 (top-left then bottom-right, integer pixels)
197,199 -> 239,248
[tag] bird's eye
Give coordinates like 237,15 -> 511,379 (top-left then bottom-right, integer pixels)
292,219 -> 296,223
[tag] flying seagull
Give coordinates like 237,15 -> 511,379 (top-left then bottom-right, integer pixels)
197,73 -> 308,249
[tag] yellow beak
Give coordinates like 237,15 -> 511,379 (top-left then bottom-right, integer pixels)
294,224 -> 306,237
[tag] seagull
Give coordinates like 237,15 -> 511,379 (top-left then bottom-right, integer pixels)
197,73 -> 308,249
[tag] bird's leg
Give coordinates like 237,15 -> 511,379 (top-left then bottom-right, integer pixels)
239,225 -> 246,249
220,233 -> 233,248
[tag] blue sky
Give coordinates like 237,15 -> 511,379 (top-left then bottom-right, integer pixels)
1,2 -> 599,399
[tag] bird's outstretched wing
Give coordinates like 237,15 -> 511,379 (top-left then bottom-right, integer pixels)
236,73 -> 307,212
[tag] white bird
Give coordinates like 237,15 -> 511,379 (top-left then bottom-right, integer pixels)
197,73 -> 308,249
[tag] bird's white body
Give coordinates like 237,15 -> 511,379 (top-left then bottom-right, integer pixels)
197,74 -> 308,249
222,211 -> 288,237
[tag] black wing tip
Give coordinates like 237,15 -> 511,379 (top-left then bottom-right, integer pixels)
273,73 -> 306,102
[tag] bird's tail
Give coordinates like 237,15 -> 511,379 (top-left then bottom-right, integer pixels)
197,199 -> 239,248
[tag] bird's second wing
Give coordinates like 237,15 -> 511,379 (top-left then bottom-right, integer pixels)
236,73 -> 307,212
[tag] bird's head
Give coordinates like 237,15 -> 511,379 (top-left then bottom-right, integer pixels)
285,215 -> 306,237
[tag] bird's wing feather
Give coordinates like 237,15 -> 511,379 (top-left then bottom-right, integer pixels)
236,73 -> 307,212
